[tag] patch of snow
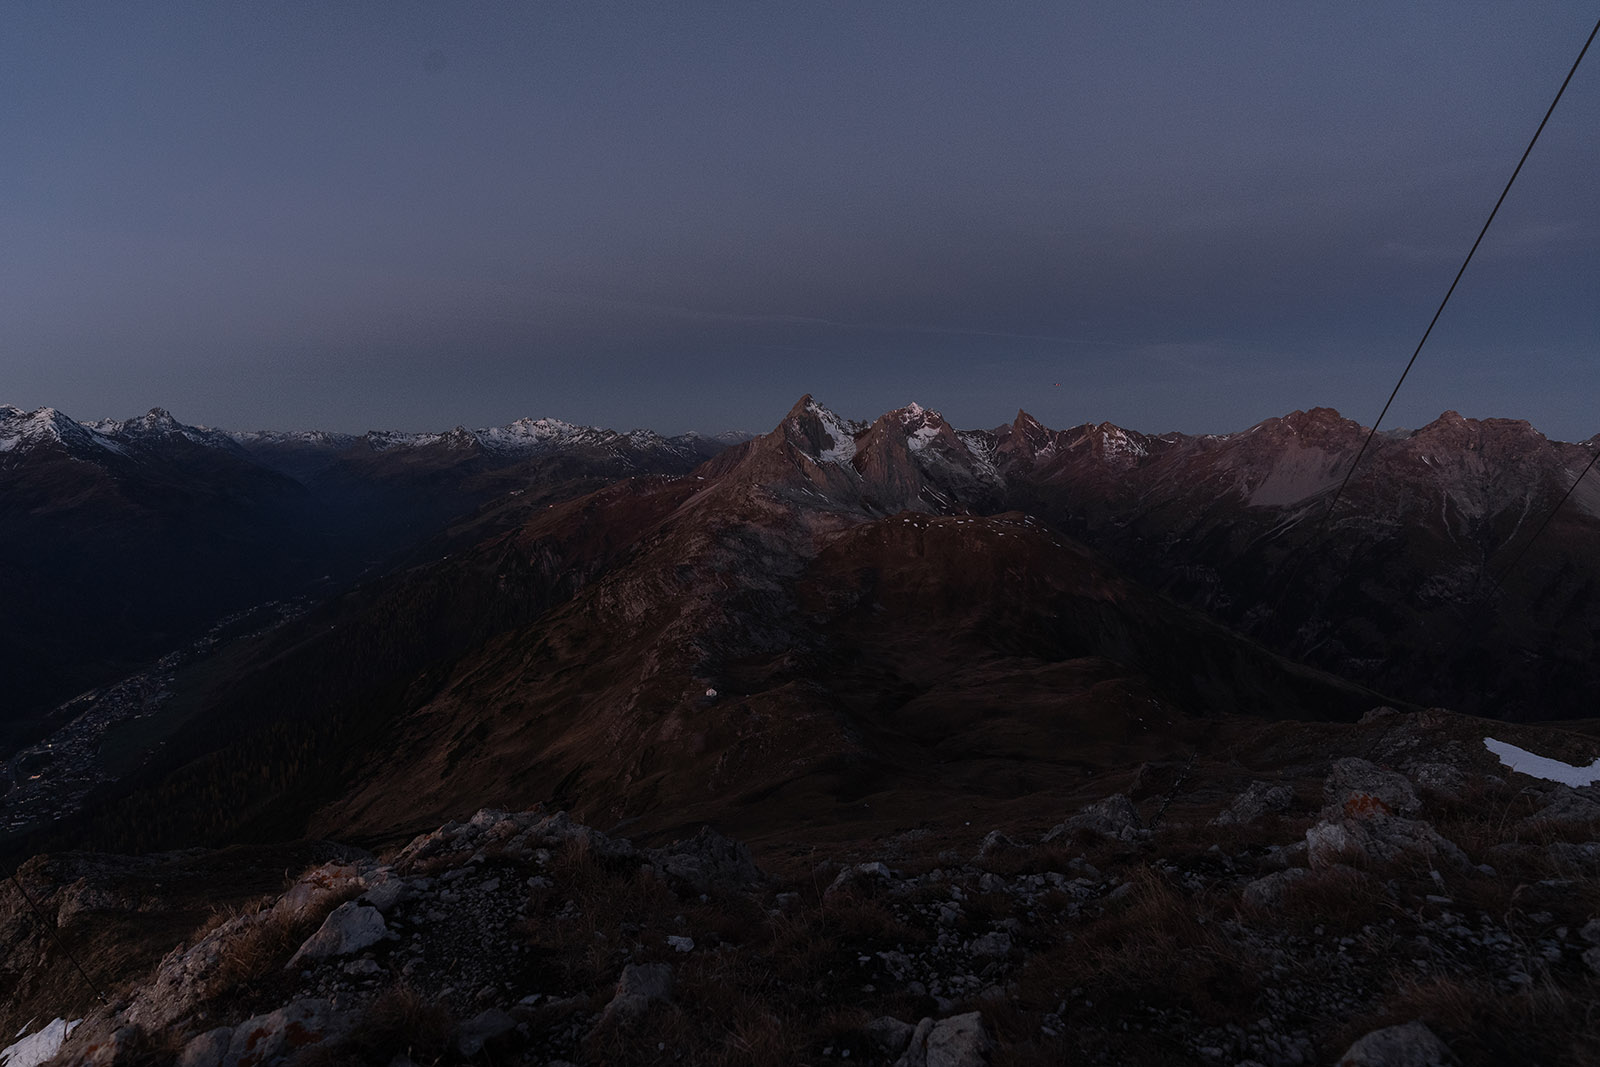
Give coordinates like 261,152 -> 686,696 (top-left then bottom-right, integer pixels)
807,400 -> 859,465
907,422 -> 941,453
1484,737 -> 1600,787
1,1018 -> 81,1067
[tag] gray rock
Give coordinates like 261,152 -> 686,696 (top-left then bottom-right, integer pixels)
358,872 -> 408,914
600,962 -> 674,1026
287,901 -> 391,966
1360,706 -> 1402,724
1579,918 -> 1600,945
895,1012 -> 993,1067
865,1016 -> 916,1056
1324,757 -> 1421,818
826,861 -> 894,898
1337,1019 -> 1455,1066
1043,793 -> 1142,843
222,999 -> 341,1067
1241,868 -> 1310,910
977,830 -> 1020,857
969,931 -> 1012,959
456,1008 -> 516,1057
176,1027 -> 233,1067
893,1018 -> 937,1067
1214,781 -> 1295,826
1584,946 -> 1600,978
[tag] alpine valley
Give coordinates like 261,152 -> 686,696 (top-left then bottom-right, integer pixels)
3,396 -> 1600,1067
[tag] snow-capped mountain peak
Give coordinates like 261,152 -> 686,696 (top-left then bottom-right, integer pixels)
0,405 -> 127,457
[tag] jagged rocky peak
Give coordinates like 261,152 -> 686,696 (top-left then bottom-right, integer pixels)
1408,410 -> 1549,453
1267,406 -> 1354,433
991,408 -> 1057,462
779,394 -> 863,464
1062,420 -> 1151,463
880,401 -> 961,454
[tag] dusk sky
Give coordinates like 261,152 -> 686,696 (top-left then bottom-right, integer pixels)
3,4 -> 1597,439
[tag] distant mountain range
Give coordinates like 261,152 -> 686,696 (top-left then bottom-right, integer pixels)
5,394 -> 1597,861
0,404 -> 747,741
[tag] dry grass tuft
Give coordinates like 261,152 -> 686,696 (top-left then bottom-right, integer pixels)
1014,864 -> 1258,1023
1335,972 -> 1600,1067
205,877 -> 363,1005
1270,864 -> 1393,933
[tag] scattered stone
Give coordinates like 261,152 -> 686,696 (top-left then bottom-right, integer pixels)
1337,1019 -> 1456,1066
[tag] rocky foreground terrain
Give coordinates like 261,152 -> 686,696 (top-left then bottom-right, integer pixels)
4,706 -> 1599,1066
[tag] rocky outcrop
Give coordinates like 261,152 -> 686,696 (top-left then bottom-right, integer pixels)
1043,793 -> 1143,843
1323,757 -> 1421,818
1214,781 -> 1295,826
